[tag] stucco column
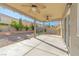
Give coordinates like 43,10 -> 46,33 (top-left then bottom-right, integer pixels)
70,3 -> 79,56
43,21 -> 45,34
60,20 -> 63,36
34,19 -> 37,38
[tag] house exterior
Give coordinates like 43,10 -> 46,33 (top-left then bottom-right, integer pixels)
0,13 -> 32,32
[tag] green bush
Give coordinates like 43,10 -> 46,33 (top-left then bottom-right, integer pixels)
11,20 -> 24,31
31,25 -> 34,30
11,20 -> 34,31
28,25 -> 34,30
24,25 -> 29,31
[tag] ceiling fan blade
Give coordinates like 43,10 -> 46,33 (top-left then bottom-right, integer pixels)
36,4 -> 46,9
21,3 -> 46,9
21,3 -> 32,7
21,3 -> 45,13
36,8 -> 40,13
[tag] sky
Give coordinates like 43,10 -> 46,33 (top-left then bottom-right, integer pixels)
0,7 -> 60,26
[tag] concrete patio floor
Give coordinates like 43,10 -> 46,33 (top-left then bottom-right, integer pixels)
0,34 -> 68,56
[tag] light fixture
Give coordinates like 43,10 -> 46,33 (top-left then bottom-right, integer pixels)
31,5 -> 38,13
32,7 -> 37,12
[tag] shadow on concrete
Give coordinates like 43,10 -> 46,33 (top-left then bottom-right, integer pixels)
35,37 -> 68,54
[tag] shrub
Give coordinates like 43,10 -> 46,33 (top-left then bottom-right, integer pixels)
11,20 -> 24,31
24,25 -> 29,31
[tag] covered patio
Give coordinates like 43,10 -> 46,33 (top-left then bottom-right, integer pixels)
0,3 -> 71,56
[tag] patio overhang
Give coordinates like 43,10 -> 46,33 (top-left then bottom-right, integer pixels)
0,3 -> 69,22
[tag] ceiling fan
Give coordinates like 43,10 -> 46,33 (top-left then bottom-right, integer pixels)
46,15 -> 49,20
45,15 -> 51,26
45,15 -> 52,21
21,3 -> 46,13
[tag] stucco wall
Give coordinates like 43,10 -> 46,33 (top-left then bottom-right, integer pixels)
77,4 -> 79,36
70,3 -> 79,56
0,13 -> 18,24
0,13 -> 33,26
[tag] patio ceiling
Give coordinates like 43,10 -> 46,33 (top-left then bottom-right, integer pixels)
1,3 -> 66,22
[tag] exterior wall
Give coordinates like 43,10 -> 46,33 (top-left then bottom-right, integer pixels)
0,13 -> 33,32
0,13 -> 18,31
69,3 -> 79,55
22,21 -> 33,26
0,13 -> 18,24
0,13 -> 32,26
77,4 -> 79,36
61,4 -> 71,55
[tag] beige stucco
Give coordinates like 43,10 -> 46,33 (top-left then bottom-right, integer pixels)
69,3 -> 79,56
0,13 -> 18,24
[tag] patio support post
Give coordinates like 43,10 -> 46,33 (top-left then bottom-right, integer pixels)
34,19 -> 37,38
43,21 -> 45,34
60,20 -> 63,36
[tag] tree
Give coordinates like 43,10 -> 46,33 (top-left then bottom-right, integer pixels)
30,25 -> 34,30
19,19 -> 23,31
11,19 -> 24,31
25,25 -> 29,31
11,20 -> 20,31
31,24 -> 34,30
28,25 -> 34,30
